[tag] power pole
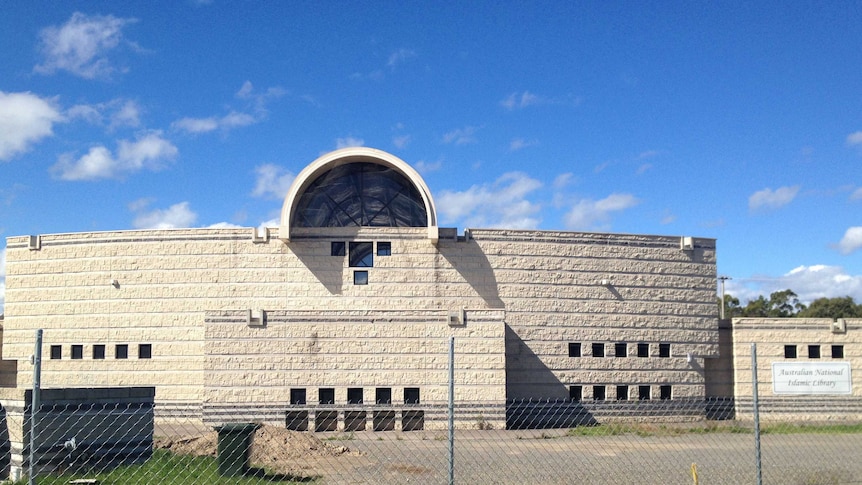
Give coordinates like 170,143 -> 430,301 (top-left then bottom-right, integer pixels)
718,276 -> 731,320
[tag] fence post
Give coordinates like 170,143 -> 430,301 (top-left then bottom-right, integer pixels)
750,343 -> 762,485
448,335 -> 455,485
30,329 -> 43,485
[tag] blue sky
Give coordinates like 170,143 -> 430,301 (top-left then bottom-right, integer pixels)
2,1 -> 861,312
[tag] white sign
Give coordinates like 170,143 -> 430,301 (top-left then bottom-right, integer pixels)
772,362 -> 852,395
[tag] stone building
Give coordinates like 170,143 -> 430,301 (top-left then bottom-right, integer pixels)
1,147 -> 719,431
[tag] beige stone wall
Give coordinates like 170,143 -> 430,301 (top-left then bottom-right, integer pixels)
732,317 -> 862,420
3,226 -> 717,411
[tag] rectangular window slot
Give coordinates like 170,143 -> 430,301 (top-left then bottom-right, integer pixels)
315,410 -> 338,432
808,345 -> 821,359
638,385 -> 651,400
50,345 -> 62,360
637,343 -> 649,358
592,343 -> 605,358
568,342 -> 581,357
331,241 -> 345,256
660,385 -> 672,400
593,385 -> 606,401
616,385 -> 628,401
93,345 -> 106,360
71,345 -> 83,360
615,342 -> 627,358
290,388 -> 307,405
349,241 -> 373,267
784,345 -> 797,359
116,344 -> 129,359
659,343 -> 671,358
832,345 -> 844,359
377,241 -> 391,256
344,411 -> 366,431
569,385 -> 583,402
375,387 -> 392,405
373,410 -> 396,431
138,344 -> 152,359
347,387 -> 364,405
319,388 -> 335,404
285,411 -> 309,431
354,270 -> 369,285
402,410 -> 425,431
404,387 -> 420,404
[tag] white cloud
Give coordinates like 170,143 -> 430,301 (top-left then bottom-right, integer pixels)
563,193 -> 640,231
132,201 -> 197,229
850,187 -> 862,201
392,134 -> 411,149
52,130 -> 177,180
387,48 -> 417,68
65,98 -> 141,130
837,226 -> 862,255
34,12 -> 137,79
0,91 -> 64,161
437,172 -> 543,229
748,185 -> 800,211
110,99 -> 141,129
207,222 -> 244,229
728,265 -> 862,305
443,126 -> 478,145
500,91 -> 540,110
509,138 -> 538,151
252,164 -> 295,199
172,111 -> 256,134
846,131 -> 862,146
552,173 -> 575,190
414,159 -> 443,174
335,137 -> 364,149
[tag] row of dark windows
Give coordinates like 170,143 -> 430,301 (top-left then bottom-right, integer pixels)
290,387 -> 420,405
569,384 -> 673,401
50,344 -> 152,360
568,342 -> 672,358
784,344 -> 843,359
331,241 -> 392,285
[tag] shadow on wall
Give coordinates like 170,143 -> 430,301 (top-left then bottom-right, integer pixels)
289,241 -> 347,295
439,239 -> 504,309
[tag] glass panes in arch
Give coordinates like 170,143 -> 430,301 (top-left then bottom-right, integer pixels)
293,162 -> 428,228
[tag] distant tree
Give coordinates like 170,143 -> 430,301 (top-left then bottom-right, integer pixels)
719,294 -> 743,319
797,296 -> 862,319
739,289 -> 806,317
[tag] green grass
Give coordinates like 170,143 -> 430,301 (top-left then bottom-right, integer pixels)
25,449 -> 317,485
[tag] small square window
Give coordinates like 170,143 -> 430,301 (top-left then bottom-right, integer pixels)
637,343 -> 649,358
616,385 -> 628,401
784,345 -> 797,359
808,345 -> 820,359
290,388 -> 307,405
93,345 -> 105,360
404,387 -> 420,404
638,385 -> 651,400
568,342 -> 581,357
331,241 -> 345,256
71,345 -> 83,360
349,242 -> 373,267
377,241 -> 391,256
50,345 -> 62,360
569,385 -> 582,401
832,345 -> 844,359
376,387 -> 392,404
354,270 -> 369,285
319,388 -> 335,404
138,344 -> 152,359
347,387 -> 363,404
592,343 -> 605,358
593,385 -> 606,401
660,385 -> 672,400
115,344 -> 128,359
615,342 -> 627,358
659,343 -> 671,358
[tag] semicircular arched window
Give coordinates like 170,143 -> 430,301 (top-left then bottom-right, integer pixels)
293,162 -> 428,228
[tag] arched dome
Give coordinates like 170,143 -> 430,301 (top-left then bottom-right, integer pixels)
280,147 -> 438,241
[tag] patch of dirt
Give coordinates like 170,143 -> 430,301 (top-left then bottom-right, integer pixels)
155,425 -> 356,475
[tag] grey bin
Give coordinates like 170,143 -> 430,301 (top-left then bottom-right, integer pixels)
214,423 -> 261,476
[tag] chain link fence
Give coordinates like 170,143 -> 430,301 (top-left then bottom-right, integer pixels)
6,395 -> 859,484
